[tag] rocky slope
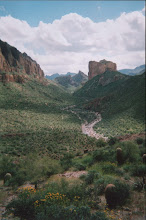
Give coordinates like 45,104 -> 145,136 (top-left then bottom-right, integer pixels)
88,59 -> 117,80
0,39 -> 44,83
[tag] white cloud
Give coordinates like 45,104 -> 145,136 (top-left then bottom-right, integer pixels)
0,10 -> 145,75
97,6 -> 101,10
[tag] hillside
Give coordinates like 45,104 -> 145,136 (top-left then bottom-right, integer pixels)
74,70 -> 145,137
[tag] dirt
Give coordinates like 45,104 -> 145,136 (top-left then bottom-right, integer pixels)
118,132 -> 146,142
58,171 -> 87,178
82,113 -> 108,141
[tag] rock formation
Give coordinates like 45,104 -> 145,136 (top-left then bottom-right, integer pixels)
88,59 -> 117,80
0,39 -> 44,83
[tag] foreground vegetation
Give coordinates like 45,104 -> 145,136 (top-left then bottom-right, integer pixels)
1,137 -> 145,219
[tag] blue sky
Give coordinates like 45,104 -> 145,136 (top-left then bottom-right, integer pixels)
0,1 -> 145,26
0,1 -> 145,74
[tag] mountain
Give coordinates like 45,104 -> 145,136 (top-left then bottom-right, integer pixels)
0,39 -> 44,83
55,70 -> 88,92
66,72 -> 76,77
45,73 -> 60,80
119,64 -> 145,76
45,72 -> 76,80
72,71 -> 88,85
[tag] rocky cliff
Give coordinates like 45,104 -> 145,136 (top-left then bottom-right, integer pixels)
0,39 -> 44,83
88,59 -> 117,80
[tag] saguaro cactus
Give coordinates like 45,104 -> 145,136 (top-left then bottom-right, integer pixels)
116,147 -> 123,165
4,173 -> 12,184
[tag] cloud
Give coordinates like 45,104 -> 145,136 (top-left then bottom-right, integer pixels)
0,10 -> 145,75
97,6 -> 101,10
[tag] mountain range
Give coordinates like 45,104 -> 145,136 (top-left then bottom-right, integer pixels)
45,72 -> 76,80
119,64 -> 145,76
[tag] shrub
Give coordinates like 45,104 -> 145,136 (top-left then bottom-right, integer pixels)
108,137 -> 118,146
136,137 -> 144,145
96,138 -> 107,148
60,153 -> 74,171
93,148 -> 115,163
121,141 -> 141,163
74,163 -> 86,171
101,162 -> 117,174
130,164 -> 146,177
85,170 -> 99,185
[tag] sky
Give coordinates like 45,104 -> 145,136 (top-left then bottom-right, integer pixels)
0,1 -> 145,75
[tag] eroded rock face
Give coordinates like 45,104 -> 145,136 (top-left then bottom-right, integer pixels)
0,40 -> 44,83
88,59 -> 117,80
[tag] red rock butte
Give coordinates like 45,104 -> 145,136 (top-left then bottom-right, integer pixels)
88,59 -> 117,80
0,39 -> 44,83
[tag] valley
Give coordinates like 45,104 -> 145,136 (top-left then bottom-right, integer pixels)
0,40 -> 145,220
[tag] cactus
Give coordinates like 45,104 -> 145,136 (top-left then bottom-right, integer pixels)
105,184 -> 116,208
4,173 -> 12,184
116,147 -> 123,165
142,154 -> 146,164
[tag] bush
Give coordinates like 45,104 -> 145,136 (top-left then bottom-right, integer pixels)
74,163 -> 86,171
93,148 -> 115,163
60,153 -> 74,171
130,164 -> 146,177
101,162 -> 117,174
108,137 -> 118,146
96,138 -> 107,148
136,137 -> 144,145
121,141 -> 141,163
85,171 -> 99,185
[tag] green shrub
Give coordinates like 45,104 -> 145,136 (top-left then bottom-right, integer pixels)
108,137 -> 118,146
93,148 -> 115,163
121,141 -> 141,163
101,162 -> 117,174
96,138 -> 107,148
60,153 -> 74,171
85,170 -> 99,185
130,164 -> 146,177
136,137 -> 144,145
74,163 -> 86,171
